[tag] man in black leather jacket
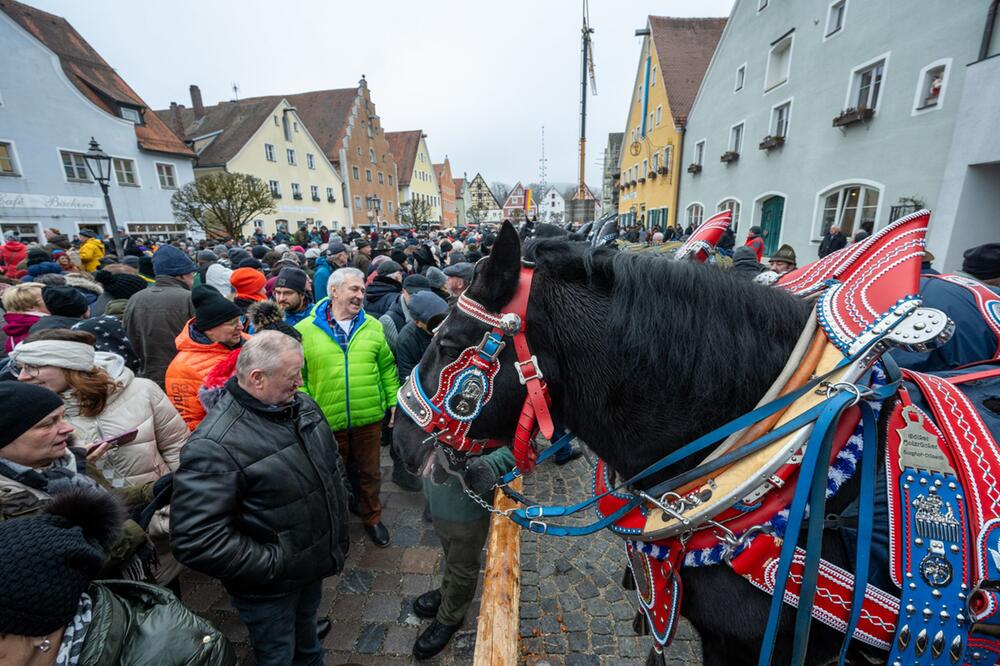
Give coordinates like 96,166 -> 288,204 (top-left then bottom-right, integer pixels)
170,331 -> 350,666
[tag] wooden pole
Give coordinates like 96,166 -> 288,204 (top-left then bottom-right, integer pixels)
473,477 -> 523,666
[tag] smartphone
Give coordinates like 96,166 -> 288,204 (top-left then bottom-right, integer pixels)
87,428 -> 139,452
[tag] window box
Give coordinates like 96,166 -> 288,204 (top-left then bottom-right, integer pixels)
832,106 -> 874,127
630,178 -> 638,186
759,135 -> 785,150
720,151 -> 740,163
687,163 -> 702,174
638,177 -> 646,184
611,170 -> 620,178
272,193 -> 282,199
648,171 -> 658,179
613,182 -> 622,192
293,193 -> 303,200
312,195 -> 321,202
327,195 -> 336,203
657,165 -> 669,175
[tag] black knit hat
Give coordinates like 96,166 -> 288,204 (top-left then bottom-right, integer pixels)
95,270 -> 147,300
251,245 -> 269,259
27,247 -> 52,266
192,285 -> 242,331
0,383 -> 65,449
275,267 -> 308,295
42,285 -> 88,317
963,243 -> 1000,281
0,488 -> 124,636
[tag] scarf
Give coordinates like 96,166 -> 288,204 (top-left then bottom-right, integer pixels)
55,592 -> 93,666
3,312 -> 42,352
0,449 -> 97,495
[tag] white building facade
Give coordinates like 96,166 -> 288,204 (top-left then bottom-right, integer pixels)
677,0 -> 992,268
0,3 -> 194,244
539,186 -> 565,223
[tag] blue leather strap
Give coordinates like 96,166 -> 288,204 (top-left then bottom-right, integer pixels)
498,430 -> 575,486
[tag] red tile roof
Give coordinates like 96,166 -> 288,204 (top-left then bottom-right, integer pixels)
648,16 -> 727,126
385,130 -> 422,187
0,0 -> 193,158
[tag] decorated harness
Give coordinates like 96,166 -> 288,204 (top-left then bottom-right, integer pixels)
398,209 -> 1000,665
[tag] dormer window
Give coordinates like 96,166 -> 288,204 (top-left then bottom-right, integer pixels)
120,106 -> 143,125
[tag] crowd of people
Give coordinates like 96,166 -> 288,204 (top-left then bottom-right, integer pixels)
0,223 -> 535,664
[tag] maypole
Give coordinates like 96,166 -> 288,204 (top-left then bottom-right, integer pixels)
578,0 -> 596,200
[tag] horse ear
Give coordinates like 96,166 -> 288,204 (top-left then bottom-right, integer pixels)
474,221 -> 521,310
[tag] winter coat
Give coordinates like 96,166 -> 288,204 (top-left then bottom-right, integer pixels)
104,297 -> 128,319
378,296 -> 412,354
171,378 -> 350,598
353,252 -> 372,275
3,311 -> 43,352
78,581 -> 237,665
79,237 -> 106,272
731,247 -> 766,282
818,231 -> 847,258
0,240 -> 27,278
296,299 -> 399,431
23,261 -> 63,281
395,321 -> 432,381
124,275 -> 195,388
363,277 -> 402,319
744,236 -> 765,262
205,263 -> 233,296
312,256 -> 332,302
165,322 -> 247,430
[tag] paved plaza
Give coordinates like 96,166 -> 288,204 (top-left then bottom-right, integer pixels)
180,445 -> 703,665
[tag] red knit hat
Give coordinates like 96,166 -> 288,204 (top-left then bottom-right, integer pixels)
229,267 -> 266,301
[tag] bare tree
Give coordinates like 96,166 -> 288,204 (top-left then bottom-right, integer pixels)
467,204 -> 485,226
490,182 -> 510,206
401,197 -> 434,226
172,172 -> 276,239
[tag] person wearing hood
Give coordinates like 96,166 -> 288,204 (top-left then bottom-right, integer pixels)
273,267 -> 313,326
2,282 -> 47,352
312,252 -> 333,302
165,286 -> 248,430
364,260 -> 404,319
10,329 -> 189,583
230,267 -> 267,313
1,233 -> 28,279
193,249 -> 218,289
95,270 -> 147,319
124,245 -> 197,388
731,246 -> 768,282
0,486 -> 236,665
78,229 -> 106,272
424,266 -> 450,302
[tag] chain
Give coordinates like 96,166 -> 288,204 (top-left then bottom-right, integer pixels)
462,485 -> 514,517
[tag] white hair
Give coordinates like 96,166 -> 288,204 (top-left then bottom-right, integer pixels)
327,267 -> 365,298
236,331 -> 302,381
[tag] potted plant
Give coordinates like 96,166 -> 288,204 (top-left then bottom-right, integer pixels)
687,163 -> 702,174
832,106 -> 875,127
720,151 -> 740,163
759,135 -> 785,150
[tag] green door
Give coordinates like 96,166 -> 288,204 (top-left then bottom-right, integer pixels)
760,196 -> 785,256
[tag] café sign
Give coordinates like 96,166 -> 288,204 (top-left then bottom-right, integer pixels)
0,193 -> 103,210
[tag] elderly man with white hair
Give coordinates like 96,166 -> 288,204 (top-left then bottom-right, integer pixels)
295,267 -> 399,547
170,331 -> 351,666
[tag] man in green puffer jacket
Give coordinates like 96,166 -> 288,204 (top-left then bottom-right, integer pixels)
296,266 -> 399,548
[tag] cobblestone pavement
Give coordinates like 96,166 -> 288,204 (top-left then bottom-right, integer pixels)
180,444 -> 705,665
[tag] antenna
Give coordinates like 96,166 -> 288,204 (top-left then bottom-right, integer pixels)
232,82 -> 240,101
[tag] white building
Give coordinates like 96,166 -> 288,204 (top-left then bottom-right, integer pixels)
539,186 -> 565,223
677,0 -> 994,269
0,0 -> 195,244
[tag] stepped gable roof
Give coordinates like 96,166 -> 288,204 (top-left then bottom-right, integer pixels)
0,0 -> 193,158
385,130 -> 422,187
154,97 -> 282,167
648,16 -> 727,126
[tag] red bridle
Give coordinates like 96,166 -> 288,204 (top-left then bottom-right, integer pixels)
396,266 -> 555,472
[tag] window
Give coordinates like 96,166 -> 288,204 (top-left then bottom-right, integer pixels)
687,203 -> 704,228
913,60 -> 949,113
269,180 -> 281,197
61,150 -> 90,181
818,184 -> 880,237
274,115 -> 280,126
0,142 -> 18,175
291,183 -> 301,199
354,196 -> 362,210
771,101 -> 791,137
326,187 -> 335,202
735,64 -> 746,92
286,149 -> 296,165
717,199 -> 741,231
378,172 -> 384,185
655,105 -> 662,127
851,58 -> 886,110
648,111 -> 654,129
694,140 -> 705,166
369,149 -> 376,164
388,174 -> 393,186
1,223 -> 40,244
307,153 -> 316,169
729,123 -> 744,153
293,122 -> 299,133
120,106 -> 142,124
113,158 -> 138,186
264,144 -> 276,161
642,160 -> 648,178
758,0 -> 768,10
652,152 -> 659,171
156,163 -> 177,188
664,146 -> 672,170
352,166 -> 360,180
765,34 -> 793,91
366,169 -> 372,183
651,66 -> 657,86
254,219 -> 264,230
311,185 -> 320,201
826,0 -> 846,37
387,200 -> 393,214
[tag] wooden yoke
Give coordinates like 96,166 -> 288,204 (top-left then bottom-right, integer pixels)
473,477 -> 523,666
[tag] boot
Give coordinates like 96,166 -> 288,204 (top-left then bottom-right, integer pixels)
413,588 -> 441,619
413,620 -> 461,660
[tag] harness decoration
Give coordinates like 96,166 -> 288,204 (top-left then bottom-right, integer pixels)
673,209 -> 733,262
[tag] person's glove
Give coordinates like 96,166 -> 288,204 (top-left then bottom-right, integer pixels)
464,456 -> 500,498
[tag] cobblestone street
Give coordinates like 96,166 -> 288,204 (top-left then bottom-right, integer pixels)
180,444 -> 704,665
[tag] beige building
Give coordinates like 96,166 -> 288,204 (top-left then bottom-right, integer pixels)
158,89 -> 349,236
386,130 -> 441,224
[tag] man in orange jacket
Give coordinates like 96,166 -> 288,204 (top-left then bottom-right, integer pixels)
166,285 -> 248,429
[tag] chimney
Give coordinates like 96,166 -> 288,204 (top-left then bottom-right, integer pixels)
189,84 -> 205,119
168,102 -> 186,138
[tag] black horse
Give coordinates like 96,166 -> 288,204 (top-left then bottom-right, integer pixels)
394,221 -> 894,665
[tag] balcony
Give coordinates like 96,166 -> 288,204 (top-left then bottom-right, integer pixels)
758,135 -> 785,151
687,163 -> 702,174
720,151 -> 740,164
832,106 -> 874,128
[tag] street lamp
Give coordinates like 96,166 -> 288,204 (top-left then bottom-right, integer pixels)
83,137 -> 125,258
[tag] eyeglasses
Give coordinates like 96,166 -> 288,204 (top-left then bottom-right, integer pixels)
12,362 -> 40,378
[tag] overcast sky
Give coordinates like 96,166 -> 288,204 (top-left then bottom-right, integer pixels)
30,0 -> 735,188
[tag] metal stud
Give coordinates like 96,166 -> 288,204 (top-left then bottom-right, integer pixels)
956,613 -> 965,623
909,582 -> 917,590
923,607 -> 933,619
932,630 -> 946,659
915,537 -> 924,545
934,479 -> 942,487
906,603 -> 916,615
950,544 -> 959,553
932,589 -> 941,598
916,628 -> 928,655
940,609 -> 950,621
897,624 -> 910,650
920,477 -> 928,485
906,475 -> 915,483
950,635 -> 963,663
957,494 -> 963,501
948,481 -> 957,490
973,652 -> 982,660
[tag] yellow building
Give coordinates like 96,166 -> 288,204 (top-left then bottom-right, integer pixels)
386,130 -> 442,224
617,16 -> 725,231
158,90 -> 349,236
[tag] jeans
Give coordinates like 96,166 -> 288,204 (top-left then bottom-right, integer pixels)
230,580 -> 323,666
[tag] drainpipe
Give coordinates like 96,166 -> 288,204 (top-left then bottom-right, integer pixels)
981,0 -> 999,61
674,124 -> 686,230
